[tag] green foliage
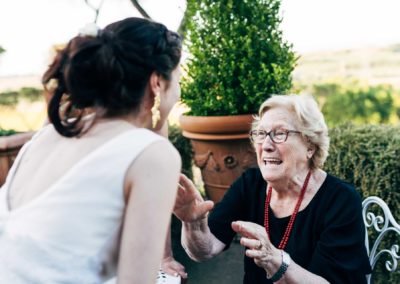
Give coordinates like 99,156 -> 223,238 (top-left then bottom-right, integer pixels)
0,91 -> 19,106
0,128 -> 17,136
326,123 -> 400,214
0,87 -> 44,107
325,123 -> 400,284
311,82 -> 399,126
169,124 -> 193,179
0,46 -> 5,54
181,0 -> 296,116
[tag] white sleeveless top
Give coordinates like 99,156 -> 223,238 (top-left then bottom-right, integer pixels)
0,127 -> 164,284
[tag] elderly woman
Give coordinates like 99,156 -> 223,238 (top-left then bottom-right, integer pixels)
174,94 -> 371,283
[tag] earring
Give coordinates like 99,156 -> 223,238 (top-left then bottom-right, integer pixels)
151,92 -> 161,128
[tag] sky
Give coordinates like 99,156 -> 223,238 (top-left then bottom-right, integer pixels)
0,0 -> 399,77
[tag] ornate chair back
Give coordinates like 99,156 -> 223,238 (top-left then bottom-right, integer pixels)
362,196 -> 400,284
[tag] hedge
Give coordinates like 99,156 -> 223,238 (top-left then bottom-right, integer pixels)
325,123 -> 400,284
325,124 -> 399,216
169,124 -> 193,180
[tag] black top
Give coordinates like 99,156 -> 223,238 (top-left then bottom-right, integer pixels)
208,168 -> 371,284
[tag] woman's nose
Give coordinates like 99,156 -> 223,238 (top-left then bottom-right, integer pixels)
261,135 -> 275,151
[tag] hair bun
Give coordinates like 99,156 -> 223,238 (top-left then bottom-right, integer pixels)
98,29 -> 116,44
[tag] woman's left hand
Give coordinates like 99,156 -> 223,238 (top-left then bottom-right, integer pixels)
231,221 -> 280,270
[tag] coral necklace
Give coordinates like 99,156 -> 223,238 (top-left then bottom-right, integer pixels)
264,170 -> 312,249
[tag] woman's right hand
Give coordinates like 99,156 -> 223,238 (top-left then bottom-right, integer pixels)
173,174 -> 214,222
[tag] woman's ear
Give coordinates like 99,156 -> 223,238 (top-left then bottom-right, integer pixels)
149,71 -> 162,96
307,144 -> 315,159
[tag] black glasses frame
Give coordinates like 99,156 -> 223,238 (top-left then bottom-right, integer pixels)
249,129 -> 301,144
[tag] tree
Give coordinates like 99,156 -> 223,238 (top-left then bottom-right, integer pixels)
129,0 -> 151,19
312,82 -> 396,125
82,0 -> 188,34
128,0 -> 189,35
180,0 -> 296,116
84,0 -> 106,23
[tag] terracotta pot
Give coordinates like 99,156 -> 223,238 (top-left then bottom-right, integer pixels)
179,115 -> 257,203
0,132 -> 35,187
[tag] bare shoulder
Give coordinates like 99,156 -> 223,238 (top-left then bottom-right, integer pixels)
124,139 -> 181,195
134,139 -> 181,170
131,139 -> 181,173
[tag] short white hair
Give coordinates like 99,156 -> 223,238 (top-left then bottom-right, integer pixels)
253,94 -> 329,169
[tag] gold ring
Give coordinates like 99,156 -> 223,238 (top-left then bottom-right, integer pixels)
256,240 -> 262,250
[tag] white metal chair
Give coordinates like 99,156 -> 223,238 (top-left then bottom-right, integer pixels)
362,196 -> 400,284
104,270 -> 181,284
155,270 -> 181,284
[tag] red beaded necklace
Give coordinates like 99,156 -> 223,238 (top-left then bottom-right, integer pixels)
264,170 -> 312,249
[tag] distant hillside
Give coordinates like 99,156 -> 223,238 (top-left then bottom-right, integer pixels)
0,75 -> 42,91
293,43 -> 400,87
2,44 -> 400,91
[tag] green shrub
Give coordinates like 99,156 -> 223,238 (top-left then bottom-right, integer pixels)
0,87 -> 43,107
181,0 -> 296,116
325,123 -> 400,284
326,124 -> 400,207
311,81 -> 399,126
169,124 -> 193,180
0,91 -> 19,106
0,128 -> 17,136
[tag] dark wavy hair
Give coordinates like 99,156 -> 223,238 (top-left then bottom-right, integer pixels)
42,17 -> 182,137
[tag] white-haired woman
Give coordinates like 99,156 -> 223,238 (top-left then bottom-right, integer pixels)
174,94 -> 371,283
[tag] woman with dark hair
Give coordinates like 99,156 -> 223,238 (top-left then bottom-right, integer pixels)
0,17 -> 182,284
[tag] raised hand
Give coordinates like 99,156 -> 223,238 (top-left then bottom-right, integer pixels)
173,174 -> 214,222
231,221 -> 280,270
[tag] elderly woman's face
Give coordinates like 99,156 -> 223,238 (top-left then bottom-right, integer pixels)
254,107 -> 311,183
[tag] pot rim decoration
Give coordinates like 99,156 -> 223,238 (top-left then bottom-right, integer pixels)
179,114 -> 255,140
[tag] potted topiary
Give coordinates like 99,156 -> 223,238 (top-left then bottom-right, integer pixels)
179,0 -> 297,202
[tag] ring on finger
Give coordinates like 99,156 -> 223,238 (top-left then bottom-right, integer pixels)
256,240 -> 262,250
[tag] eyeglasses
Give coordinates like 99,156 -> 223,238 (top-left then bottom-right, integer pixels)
249,129 -> 301,144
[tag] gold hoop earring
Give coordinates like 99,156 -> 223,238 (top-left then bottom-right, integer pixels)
151,92 -> 161,128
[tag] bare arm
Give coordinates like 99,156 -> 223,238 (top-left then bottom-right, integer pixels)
117,141 -> 181,284
181,216 -> 225,261
174,174 -> 225,261
154,122 -> 188,279
232,221 -> 329,284
160,219 -> 188,279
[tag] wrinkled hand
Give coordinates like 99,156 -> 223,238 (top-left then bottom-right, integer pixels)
161,256 -> 188,281
173,174 -> 214,222
231,221 -> 279,270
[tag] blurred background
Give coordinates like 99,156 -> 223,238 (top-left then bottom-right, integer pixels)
1,1 -> 399,283
0,0 -> 399,131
